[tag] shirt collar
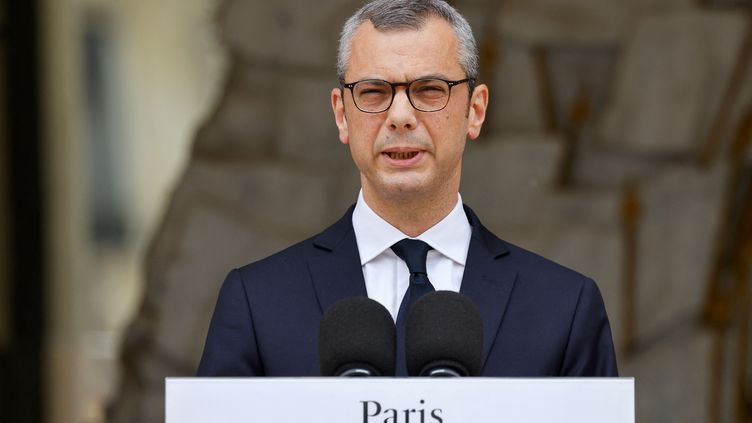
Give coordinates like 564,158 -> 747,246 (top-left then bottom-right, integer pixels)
351,190 -> 471,266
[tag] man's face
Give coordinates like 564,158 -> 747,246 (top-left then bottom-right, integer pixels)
331,17 -> 488,206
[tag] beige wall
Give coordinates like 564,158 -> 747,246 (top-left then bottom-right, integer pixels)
41,0 -> 223,421
41,0 -> 88,421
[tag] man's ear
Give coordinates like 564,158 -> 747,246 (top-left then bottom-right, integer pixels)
331,87 -> 349,145
466,83 -> 489,140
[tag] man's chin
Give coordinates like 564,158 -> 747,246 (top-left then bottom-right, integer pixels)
377,179 -> 435,201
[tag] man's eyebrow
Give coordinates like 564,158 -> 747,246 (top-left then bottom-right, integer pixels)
416,73 -> 451,80
347,73 -> 456,83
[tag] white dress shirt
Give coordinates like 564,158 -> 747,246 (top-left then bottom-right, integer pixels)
351,190 -> 472,320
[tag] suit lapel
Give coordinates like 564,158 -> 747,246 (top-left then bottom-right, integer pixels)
308,204 -> 517,370
308,206 -> 368,313
459,206 -> 517,367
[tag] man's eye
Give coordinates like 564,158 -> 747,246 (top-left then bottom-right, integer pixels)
360,88 -> 388,95
355,81 -> 391,96
413,83 -> 447,96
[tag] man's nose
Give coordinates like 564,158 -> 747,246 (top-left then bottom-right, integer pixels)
386,88 -> 417,131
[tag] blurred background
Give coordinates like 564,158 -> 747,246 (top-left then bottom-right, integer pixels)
1,0 -> 751,422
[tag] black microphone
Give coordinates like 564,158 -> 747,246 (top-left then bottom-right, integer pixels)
405,291 -> 483,377
319,296 -> 396,377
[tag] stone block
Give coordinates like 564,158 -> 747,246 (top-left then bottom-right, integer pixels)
461,135 -> 564,272
545,46 -> 620,127
332,163 -> 363,208
489,42 -> 619,134
193,66 -> 279,156
572,141 -> 659,189
450,1 -> 499,44
461,134 -> 562,228
489,40 -> 545,132
220,0 -> 358,68
186,158 -> 356,232
598,11 -> 749,155
109,347 -> 190,423
276,76 -> 346,165
718,56 -> 752,159
635,163 -> 726,340
498,0 -> 694,44
620,328 -> 713,423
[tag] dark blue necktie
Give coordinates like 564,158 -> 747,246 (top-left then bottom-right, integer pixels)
391,239 -> 435,376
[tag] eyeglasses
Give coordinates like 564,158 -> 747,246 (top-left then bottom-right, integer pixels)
341,77 -> 475,113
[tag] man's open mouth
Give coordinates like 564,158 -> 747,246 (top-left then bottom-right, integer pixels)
385,151 -> 419,160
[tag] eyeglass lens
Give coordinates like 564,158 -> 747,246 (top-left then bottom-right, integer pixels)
352,79 -> 451,113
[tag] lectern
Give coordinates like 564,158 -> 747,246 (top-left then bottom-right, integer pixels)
166,378 -> 634,422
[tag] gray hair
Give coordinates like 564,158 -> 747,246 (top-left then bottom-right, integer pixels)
337,0 -> 479,82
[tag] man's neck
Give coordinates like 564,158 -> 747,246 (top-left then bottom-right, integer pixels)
361,188 -> 459,238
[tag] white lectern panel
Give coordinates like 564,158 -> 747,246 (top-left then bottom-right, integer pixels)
166,377 -> 634,423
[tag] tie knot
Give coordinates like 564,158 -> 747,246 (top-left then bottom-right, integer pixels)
391,239 -> 432,275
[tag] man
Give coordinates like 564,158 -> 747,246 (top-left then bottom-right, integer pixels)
197,0 -> 617,377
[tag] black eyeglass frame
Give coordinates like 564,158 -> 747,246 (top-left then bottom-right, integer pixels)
340,77 -> 476,113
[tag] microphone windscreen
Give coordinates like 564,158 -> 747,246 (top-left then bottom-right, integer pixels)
406,291 -> 483,376
319,296 -> 396,376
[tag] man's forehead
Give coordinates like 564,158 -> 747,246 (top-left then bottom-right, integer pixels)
346,17 -> 461,78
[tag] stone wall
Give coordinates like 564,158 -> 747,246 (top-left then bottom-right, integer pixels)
109,1 -> 752,422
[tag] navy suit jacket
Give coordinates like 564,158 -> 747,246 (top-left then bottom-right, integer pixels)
197,205 -> 618,377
